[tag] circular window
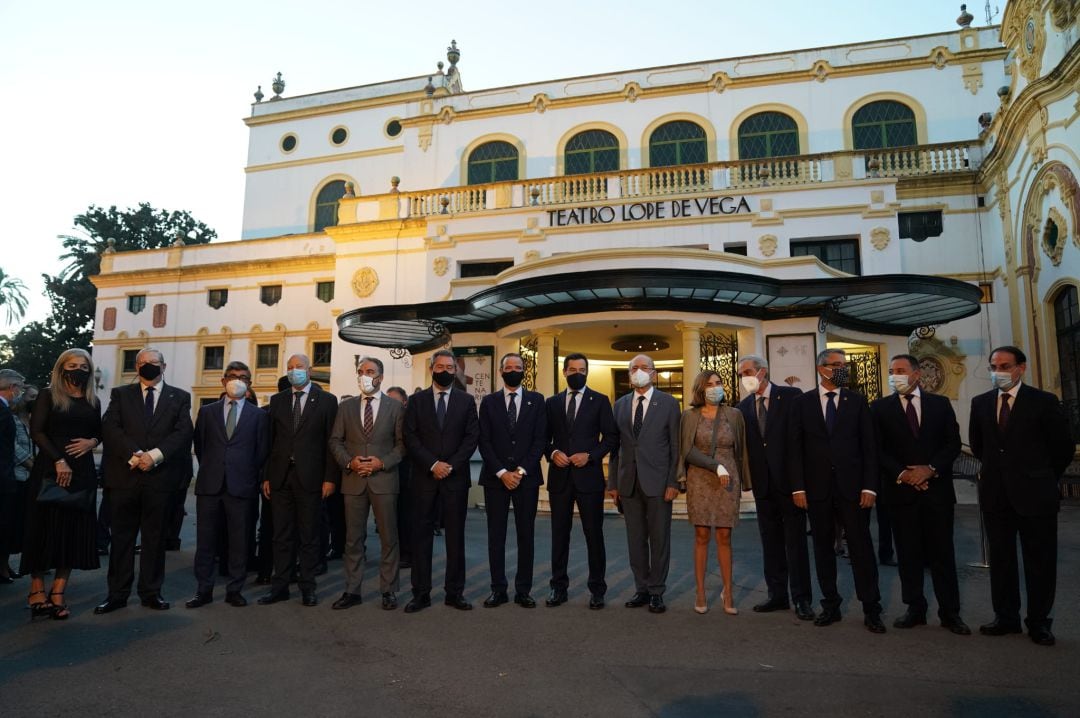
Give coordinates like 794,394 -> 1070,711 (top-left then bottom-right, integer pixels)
281,134 -> 297,153
385,119 -> 402,138
331,127 -> 348,146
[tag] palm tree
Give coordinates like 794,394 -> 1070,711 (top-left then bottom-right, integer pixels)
0,268 -> 29,324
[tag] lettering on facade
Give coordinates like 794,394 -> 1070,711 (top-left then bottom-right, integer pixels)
546,195 -> 752,228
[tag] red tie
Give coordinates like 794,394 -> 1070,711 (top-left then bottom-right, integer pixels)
363,397 -> 374,437
998,393 -> 1011,432
904,395 -> 919,438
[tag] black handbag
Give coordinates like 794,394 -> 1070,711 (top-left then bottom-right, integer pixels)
37,476 -> 95,512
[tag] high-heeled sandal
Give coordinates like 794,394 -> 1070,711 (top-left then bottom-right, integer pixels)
694,597 -> 709,615
28,590 -> 52,620
720,590 -> 738,616
48,591 -> 70,621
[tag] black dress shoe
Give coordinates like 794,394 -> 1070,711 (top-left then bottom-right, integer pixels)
0,575 -> 14,584
225,592 -> 247,607
404,594 -> 431,613
141,595 -> 170,610
165,539 -> 182,551
589,594 -> 605,610
332,592 -> 362,610
546,589 -> 568,607
979,617 -> 1022,636
864,613 -> 887,634
301,591 -> 318,607
624,592 -> 650,608
326,549 -> 344,561
399,560 -> 412,570
893,610 -> 927,629
483,591 -> 509,608
514,593 -> 536,608
1029,627 -> 1055,646
879,556 -> 898,567
314,562 -> 328,577
814,608 -> 842,627
185,593 -> 213,609
794,600 -> 816,621
257,590 -> 290,605
381,592 -> 398,610
94,598 -> 128,615
752,598 -> 791,613
940,615 -> 971,635
648,595 -> 666,614
445,594 -> 473,611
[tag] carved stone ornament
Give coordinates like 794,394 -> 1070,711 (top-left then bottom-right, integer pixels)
758,234 -> 778,257
908,332 -> 968,400
870,227 -> 891,251
433,256 -> 449,276
351,267 -> 379,298
523,249 -> 541,262
1042,208 -> 1067,266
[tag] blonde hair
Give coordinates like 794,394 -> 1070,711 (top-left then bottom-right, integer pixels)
49,348 -> 99,412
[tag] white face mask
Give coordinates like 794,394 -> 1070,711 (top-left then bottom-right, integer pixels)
740,374 -> 760,395
225,379 -> 247,399
888,374 -> 912,394
629,368 -> 652,389
990,372 -> 1018,391
358,375 -> 378,395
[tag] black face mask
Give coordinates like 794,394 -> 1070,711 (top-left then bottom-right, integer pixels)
138,363 -> 162,381
62,368 -> 91,387
432,370 -> 455,388
501,370 -> 525,388
566,373 -> 587,391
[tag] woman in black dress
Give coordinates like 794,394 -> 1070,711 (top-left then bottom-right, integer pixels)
21,349 -> 102,620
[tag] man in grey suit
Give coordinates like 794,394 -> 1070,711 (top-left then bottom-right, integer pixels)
328,356 -> 405,611
607,354 -> 681,613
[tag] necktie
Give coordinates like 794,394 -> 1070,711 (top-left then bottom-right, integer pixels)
825,391 -> 837,434
507,392 -> 517,431
363,397 -> 374,437
225,400 -> 237,440
436,391 -> 447,428
633,395 -> 645,438
904,394 -> 919,438
292,391 -> 303,430
566,391 -> 579,432
144,386 -> 155,422
757,395 -> 768,434
998,393 -> 1011,432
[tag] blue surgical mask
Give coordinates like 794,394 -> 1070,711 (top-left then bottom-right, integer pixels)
990,372 -> 1017,391
705,386 -> 725,405
287,368 -> 309,387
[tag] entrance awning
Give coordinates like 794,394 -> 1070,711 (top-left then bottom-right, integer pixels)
336,268 -> 983,352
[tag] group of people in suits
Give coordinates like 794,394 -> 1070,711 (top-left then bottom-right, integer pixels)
5,342 -> 1072,647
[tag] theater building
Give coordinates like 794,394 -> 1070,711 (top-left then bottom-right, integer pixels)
90,1 -> 1080,469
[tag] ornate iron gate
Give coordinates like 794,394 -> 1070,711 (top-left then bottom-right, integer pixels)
519,335 -> 538,391
846,349 -> 881,400
699,331 -> 739,405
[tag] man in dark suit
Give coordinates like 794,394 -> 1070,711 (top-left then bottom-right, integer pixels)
870,354 -> 967,634
186,361 -> 270,609
789,348 -> 885,633
0,369 -> 25,583
969,345 -> 1074,646
96,349 -> 194,614
402,349 -> 480,613
607,354 -> 681,614
478,353 -> 547,609
736,355 -> 814,620
545,352 -> 617,609
257,354 -> 339,607
328,357 -> 405,611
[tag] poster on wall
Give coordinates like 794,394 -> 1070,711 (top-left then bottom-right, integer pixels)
452,346 -> 494,410
765,334 -> 817,390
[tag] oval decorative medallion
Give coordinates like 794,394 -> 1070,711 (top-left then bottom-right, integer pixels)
351,267 -> 379,298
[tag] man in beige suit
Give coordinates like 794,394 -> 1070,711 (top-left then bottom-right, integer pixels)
329,357 -> 405,610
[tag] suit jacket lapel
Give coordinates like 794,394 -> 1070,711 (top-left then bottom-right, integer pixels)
297,386 -> 317,431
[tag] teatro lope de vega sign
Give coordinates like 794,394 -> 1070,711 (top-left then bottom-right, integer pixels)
546,195 -> 752,228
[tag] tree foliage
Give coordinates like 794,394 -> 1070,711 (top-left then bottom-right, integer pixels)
0,268 -> 29,324
1,203 -> 216,387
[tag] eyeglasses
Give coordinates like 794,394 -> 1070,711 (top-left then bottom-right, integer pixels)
225,374 -> 251,382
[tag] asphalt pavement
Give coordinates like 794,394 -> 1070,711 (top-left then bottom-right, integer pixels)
1,500 -> 1077,717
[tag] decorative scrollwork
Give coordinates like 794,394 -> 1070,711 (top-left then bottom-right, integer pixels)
818,296 -> 847,334
519,335 -> 539,391
699,331 -> 739,405
388,347 -> 408,360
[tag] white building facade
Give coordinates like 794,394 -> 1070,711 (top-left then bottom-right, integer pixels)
91,2 -> 1080,460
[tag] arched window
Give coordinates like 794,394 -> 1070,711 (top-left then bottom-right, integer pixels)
314,180 -> 347,232
648,121 -> 708,167
737,112 -> 799,159
467,141 -> 519,184
564,129 -> 619,175
852,100 -> 917,150
1054,285 -> 1080,439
